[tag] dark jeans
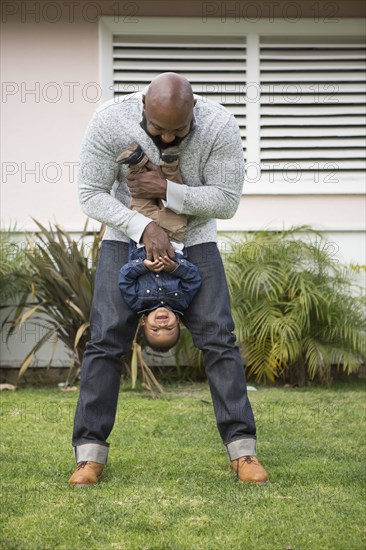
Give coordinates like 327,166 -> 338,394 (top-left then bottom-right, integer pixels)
72,241 -> 257,463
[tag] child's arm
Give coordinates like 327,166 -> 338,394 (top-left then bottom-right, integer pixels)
118,259 -> 149,309
160,256 -> 202,309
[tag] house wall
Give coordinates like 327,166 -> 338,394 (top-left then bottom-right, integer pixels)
2,2 -> 365,231
1,1 -> 365,368
1,7 -> 99,231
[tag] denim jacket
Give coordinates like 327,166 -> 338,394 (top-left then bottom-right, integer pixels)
118,246 -> 201,315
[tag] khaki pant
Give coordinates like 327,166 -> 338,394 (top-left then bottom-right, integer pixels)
117,144 -> 187,243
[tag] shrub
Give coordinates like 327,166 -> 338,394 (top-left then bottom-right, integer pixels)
3,221 -> 166,395
3,221 -> 103,383
0,227 -> 32,304
224,227 -> 365,384
4,224 -> 365,388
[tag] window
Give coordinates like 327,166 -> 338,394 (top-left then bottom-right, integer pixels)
259,36 -> 365,187
100,17 -> 365,194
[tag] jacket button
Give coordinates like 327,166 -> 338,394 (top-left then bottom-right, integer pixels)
174,293 -> 178,296
161,301 -> 164,304
158,287 -> 162,291
146,290 -> 150,293
156,274 -> 160,277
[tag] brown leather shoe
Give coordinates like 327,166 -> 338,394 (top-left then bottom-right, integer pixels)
68,461 -> 104,487
231,456 -> 269,483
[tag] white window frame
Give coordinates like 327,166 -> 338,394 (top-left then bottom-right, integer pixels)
99,17 -> 365,196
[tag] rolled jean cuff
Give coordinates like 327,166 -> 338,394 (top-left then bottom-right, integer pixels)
225,438 -> 257,461
73,443 -> 109,465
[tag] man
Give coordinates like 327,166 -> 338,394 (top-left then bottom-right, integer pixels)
69,72 -> 269,486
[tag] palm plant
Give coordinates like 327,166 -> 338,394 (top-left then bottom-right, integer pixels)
223,227 -> 365,384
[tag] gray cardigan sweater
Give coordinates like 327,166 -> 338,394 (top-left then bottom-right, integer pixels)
78,91 -> 245,247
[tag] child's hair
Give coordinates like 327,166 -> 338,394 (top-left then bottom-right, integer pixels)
141,324 -> 181,353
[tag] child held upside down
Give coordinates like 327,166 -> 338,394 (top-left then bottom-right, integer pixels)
117,144 -> 201,352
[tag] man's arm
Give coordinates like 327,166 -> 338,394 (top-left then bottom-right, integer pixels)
79,110 -> 174,259
127,114 -> 244,220
165,115 -> 244,219
78,111 -> 152,244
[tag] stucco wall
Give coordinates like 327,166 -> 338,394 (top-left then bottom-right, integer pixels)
1,10 -> 99,231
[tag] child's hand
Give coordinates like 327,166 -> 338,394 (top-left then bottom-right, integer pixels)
143,259 -> 164,272
159,255 -> 179,273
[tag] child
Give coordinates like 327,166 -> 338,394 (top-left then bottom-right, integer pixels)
117,144 -> 201,352
118,244 -> 201,352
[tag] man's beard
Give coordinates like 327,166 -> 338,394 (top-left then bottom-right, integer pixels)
140,112 -> 195,150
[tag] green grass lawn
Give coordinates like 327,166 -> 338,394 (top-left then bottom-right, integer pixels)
1,379 -> 365,550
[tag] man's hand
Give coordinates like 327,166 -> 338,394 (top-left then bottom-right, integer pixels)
141,222 -> 175,261
127,161 -> 167,200
143,259 -> 164,273
159,255 -> 179,273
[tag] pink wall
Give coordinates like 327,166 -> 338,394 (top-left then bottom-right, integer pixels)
221,196 -> 365,232
1,13 -> 99,230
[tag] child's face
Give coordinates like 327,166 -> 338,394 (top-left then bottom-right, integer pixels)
141,307 -> 180,348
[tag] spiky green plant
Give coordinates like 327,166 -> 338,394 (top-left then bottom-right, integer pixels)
223,227 -> 365,384
3,221 -> 104,383
3,221 -> 168,395
0,227 -> 32,304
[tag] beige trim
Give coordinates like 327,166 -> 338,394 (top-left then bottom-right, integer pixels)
100,17 -> 365,36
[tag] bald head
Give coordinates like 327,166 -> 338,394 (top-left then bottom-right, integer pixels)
142,73 -> 196,147
145,73 -> 194,111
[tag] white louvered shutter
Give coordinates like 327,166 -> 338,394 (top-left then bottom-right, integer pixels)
260,36 -> 366,185
112,33 -> 365,188
112,35 -> 247,148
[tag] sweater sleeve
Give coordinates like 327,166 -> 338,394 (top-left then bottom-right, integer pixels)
164,114 -> 244,219
78,111 -> 152,242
